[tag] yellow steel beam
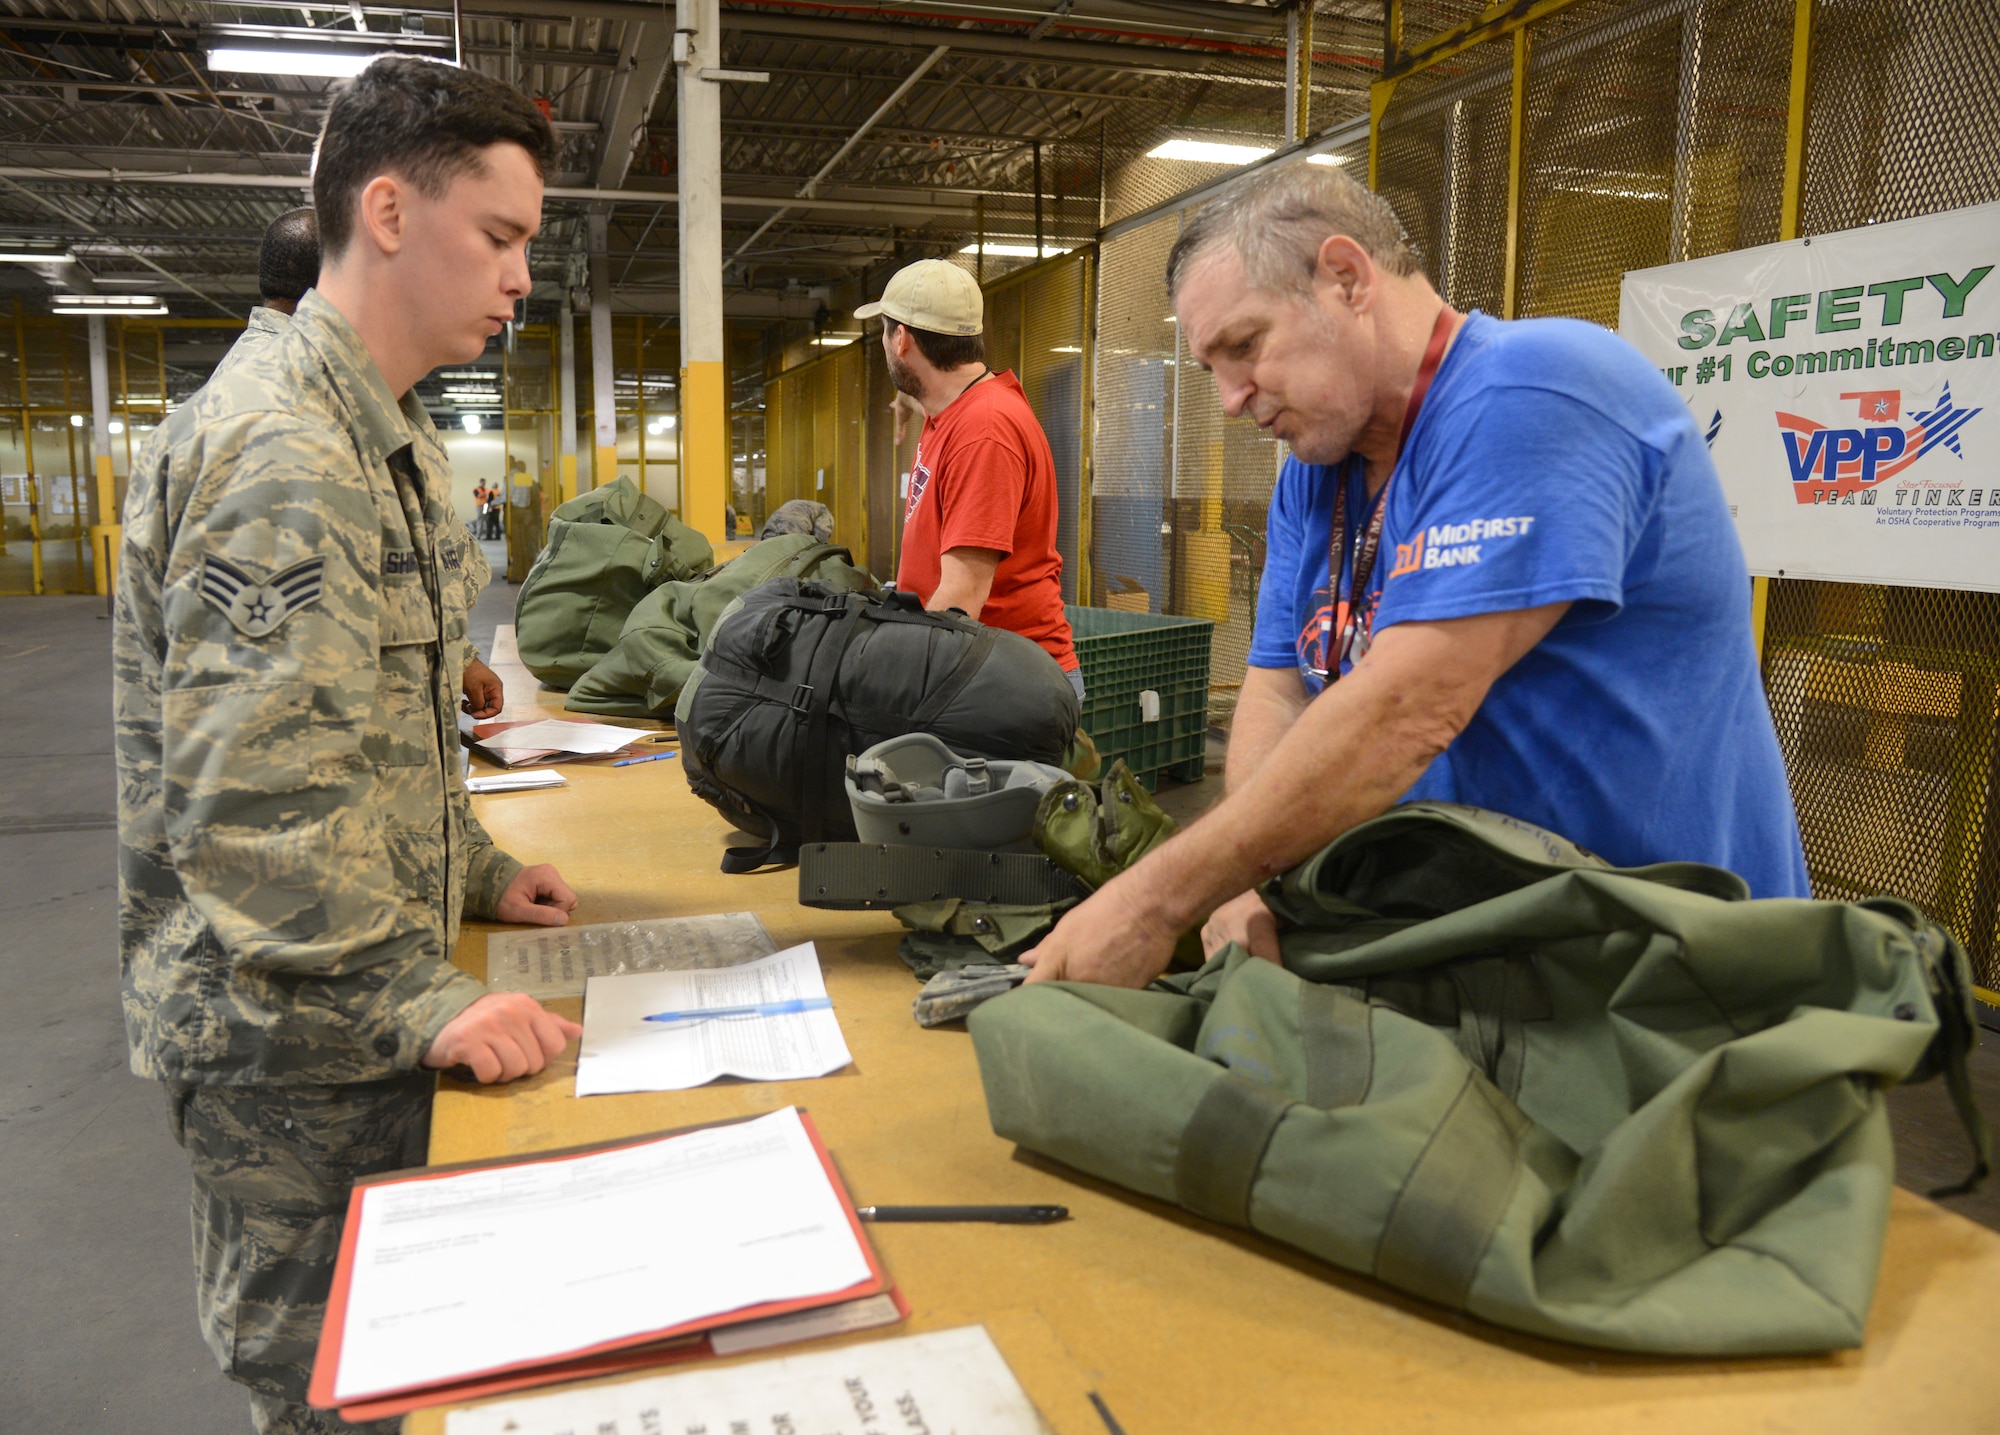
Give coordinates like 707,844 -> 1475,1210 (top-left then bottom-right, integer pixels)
1294,2 -> 1314,141
1757,0 -> 1814,652
1384,0 -> 1588,80
1779,0 -> 1814,242
1367,77 -> 1397,190
681,358 -> 729,542
1501,25 -> 1529,319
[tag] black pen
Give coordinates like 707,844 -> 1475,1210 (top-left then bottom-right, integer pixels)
856,1204 -> 1069,1224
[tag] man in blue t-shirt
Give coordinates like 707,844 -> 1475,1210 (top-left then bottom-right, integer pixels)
1024,163 -> 1808,989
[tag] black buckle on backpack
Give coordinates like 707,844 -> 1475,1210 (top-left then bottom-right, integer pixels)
790,682 -> 816,715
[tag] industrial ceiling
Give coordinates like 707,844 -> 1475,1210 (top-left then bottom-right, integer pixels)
0,0 -> 1387,404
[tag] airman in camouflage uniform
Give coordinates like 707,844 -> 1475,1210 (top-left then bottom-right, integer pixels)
114,289 -> 523,1434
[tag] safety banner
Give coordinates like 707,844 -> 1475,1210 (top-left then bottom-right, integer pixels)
1619,200 -> 1999,592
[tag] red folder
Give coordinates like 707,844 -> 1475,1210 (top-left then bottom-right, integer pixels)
307,1109 -> 899,1421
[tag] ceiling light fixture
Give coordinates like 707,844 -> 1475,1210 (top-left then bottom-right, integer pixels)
812,334 -> 862,347
957,241 -> 1074,259
53,294 -> 162,308
55,305 -> 169,318
208,45 -> 396,79
1147,139 -> 1274,166
0,250 -> 75,264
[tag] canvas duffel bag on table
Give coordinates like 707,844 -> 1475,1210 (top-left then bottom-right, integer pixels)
564,534 -> 875,719
513,476 -> 714,689
968,802 -> 1990,1356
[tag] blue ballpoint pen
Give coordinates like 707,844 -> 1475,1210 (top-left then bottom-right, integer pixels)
641,996 -> 833,1024
612,750 -> 678,767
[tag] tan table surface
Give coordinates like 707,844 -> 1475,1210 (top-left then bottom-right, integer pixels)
407,636 -> 2000,1435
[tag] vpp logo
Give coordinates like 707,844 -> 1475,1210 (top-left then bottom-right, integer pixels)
1776,385 -> 1981,504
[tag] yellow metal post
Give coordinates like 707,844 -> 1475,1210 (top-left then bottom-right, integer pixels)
1367,78 -> 1397,191
1076,247 -> 1096,608
1778,0 -> 1814,245
14,299 -> 42,593
1753,0 -> 1814,655
60,329 -> 82,587
1293,2 -> 1313,142
1501,26 -> 1529,320
681,357 -> 728,542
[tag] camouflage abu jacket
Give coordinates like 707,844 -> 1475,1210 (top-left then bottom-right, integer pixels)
114,290 -> 517,1086
219,302 -> 494,660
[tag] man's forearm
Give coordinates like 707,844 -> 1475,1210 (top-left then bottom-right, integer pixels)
926,578 -> 986,618
1123,649 -> 1474,933
1225,668 -> 1310,795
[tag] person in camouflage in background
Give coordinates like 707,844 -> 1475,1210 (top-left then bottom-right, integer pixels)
113,58 -> 582,1434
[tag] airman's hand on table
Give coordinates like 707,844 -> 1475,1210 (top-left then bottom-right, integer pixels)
461,656 -> 505,719
1021,870 -> 1180,989
496,863 -> 578,927
1201,888 -> 1281,962
423,993 -> 581,1084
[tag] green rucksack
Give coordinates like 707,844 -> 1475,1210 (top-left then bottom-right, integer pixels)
565,535 -> 876,719
969,802 -> 1990,1356
513,477 -> 714,689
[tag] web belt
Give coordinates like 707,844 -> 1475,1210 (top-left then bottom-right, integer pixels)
799,842 -> 1087,910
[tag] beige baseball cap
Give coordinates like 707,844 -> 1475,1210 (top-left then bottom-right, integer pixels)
854,259 -> 983,336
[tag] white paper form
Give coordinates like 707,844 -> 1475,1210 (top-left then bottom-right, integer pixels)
575,943 -> 852,1096
444,1326 -> 1046,1435
488,913 -> 779,1001
483,718 -> 659,756
332,1107 -> 872,1404
464,769 -> 568,795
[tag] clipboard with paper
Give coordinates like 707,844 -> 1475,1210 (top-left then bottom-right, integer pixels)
306,1106 -> 901,1421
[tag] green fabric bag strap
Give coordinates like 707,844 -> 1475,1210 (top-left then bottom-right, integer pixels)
1373,1069 -> 1526,1310
1862,896 -> 1994,1196
1174,1072 -> 1294,1228
1301,983 -> 1373,1109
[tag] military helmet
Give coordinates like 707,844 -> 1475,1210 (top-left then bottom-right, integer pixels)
846,733 -> 1070,853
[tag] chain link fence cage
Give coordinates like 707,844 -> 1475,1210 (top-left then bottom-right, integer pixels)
982,250 -> 1094,602
1328,0 -> 2000,985
1765,0 -> 2000,987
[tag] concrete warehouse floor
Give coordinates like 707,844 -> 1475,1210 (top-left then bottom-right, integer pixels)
5,548 -> 1997,1433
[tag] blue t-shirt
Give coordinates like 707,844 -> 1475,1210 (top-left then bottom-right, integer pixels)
1249,312 -> 1809,898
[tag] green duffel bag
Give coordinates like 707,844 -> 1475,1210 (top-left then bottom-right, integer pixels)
564,535 -> 877,718
969,802 -> 1990,1356
514,476 -> 713,689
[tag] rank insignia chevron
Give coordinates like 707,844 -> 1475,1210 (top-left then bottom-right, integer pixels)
198,553 -> 328,639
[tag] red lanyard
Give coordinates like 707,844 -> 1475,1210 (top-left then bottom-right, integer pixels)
1322,304 -> 1460,680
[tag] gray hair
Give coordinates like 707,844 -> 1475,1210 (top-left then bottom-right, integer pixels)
1165,161 -> 1419,304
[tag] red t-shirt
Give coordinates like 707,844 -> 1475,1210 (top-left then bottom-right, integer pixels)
897,371 -> 1077,670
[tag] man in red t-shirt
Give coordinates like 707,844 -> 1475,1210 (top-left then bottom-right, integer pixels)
856,260 -> 1081,693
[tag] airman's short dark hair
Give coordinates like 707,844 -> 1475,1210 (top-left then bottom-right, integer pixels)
257,207 -> 319,303
313,56 -> 556,260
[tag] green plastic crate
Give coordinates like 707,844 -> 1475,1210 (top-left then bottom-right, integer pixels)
1066,605 -> 1213,790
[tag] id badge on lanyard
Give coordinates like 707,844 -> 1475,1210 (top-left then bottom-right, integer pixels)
1318,305 -> 1459,687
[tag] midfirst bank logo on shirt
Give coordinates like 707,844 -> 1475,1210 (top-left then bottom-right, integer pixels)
1388,515 -> 1537,577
